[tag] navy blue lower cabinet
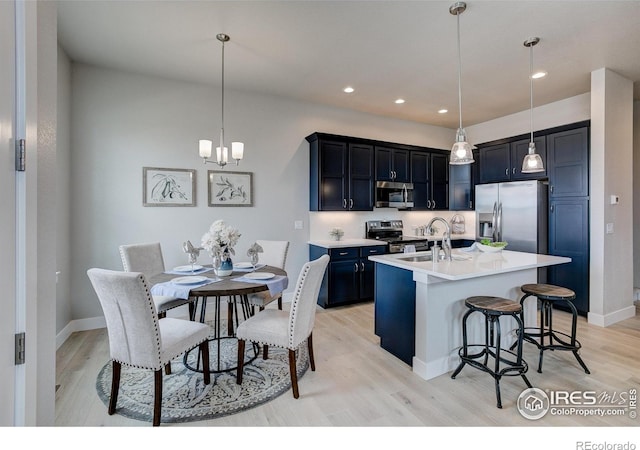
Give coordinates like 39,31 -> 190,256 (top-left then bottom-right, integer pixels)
374,263 -> 415,366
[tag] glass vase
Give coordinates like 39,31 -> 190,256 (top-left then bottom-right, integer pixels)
214,250 -> 233,276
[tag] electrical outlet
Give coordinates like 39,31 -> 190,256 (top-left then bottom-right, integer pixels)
606,223 -> 614,234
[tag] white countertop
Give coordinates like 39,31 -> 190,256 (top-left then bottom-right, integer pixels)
308,238 -> 387,249
369,249 -> 571,281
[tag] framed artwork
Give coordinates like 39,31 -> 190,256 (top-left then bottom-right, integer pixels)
208,170 -> 253,207
143,167 -> 196,207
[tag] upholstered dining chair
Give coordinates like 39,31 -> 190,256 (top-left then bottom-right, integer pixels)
246,240 -> 289,311
119,242 -> 194,319
87,268 -> 211,426
236,254 -> 330,399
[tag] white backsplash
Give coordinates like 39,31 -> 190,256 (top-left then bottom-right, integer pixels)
309,209 -> 476,241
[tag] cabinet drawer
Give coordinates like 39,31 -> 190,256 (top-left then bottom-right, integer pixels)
329,247 -> 359,260
360,246 -> 387,257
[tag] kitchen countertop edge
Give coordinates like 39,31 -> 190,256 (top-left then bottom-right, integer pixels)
369,250 -> 571,281
308,239 -> 387,249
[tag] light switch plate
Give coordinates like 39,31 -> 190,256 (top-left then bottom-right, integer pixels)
606,223 -> 614,234
294,220 -> 303,230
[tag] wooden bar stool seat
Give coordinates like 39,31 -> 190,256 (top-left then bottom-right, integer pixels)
513,283 -> 590,374
451,296 -> 532,408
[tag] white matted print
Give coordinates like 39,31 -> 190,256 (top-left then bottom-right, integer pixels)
143,167 -> 196,206
208,170 -> 253,207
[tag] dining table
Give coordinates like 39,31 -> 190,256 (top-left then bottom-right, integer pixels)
149,264 -> 288,374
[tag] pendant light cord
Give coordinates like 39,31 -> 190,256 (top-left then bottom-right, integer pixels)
219,38 -> 225,152
529,42 -> 534,144
456,11 -> 463,131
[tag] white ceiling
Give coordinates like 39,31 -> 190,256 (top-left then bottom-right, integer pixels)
57,0 -> 640,129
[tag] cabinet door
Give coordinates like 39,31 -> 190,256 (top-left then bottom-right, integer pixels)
548,197 -> 589,315
348,143 -> 374,211
392,149 -> 410,182
410,151 -> 430,209
479,143 -> 510,183
328,260 -> 359,305
319,140 -> 348,210
547,127 -> 589,197
511,136 -> 547,180
359,258 -> 376,300
375,146 -> 394,181
449,164 -> 472,210
430,153 -> 449,210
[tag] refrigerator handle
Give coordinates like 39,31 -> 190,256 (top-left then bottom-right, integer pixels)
497,202 -> 503,242
492,202 -> 497,241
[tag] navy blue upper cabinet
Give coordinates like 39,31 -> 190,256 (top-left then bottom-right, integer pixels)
449,163 -> 473,210
375,146 -> 410,182
308,133 -> 374,211
410,150 -> 450,210
547,127 -> 589,197
478,136 -> 546,184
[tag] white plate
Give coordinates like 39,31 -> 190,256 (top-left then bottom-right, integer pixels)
173,265 -> 204,272
233,262 -> 253,269
243,272 -> 275,280
171,276 -> 209,285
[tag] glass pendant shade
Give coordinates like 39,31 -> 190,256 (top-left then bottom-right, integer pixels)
199,140 -> 213,158
450,128 -> 475,165
521,142 -> 544,173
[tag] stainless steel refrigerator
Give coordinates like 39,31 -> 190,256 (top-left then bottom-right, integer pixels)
475,180 -> 548,254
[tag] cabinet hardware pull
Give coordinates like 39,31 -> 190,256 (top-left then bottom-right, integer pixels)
349,198 -> 354,209
432,200 -> 436,209
343,198 -> 347,209
513,167 -> 516,174
370,250 -> 377,253
427,199 -> 431,208
505,168 -> 509,176
354,263 -> 359,272
339,252 -> 348,256
550,185 -> 554,193
550,205 -> 554,212
360,262 -> 365,271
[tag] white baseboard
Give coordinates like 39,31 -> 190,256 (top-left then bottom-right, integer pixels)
587,304 -> 636,327
56,291 -> 296,350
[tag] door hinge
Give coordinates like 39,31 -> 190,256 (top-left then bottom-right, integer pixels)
15,332 -> 25,365
15,139 -> 26,172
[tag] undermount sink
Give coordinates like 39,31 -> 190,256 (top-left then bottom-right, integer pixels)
397,254 -> 434,262
397,253 -> 470,263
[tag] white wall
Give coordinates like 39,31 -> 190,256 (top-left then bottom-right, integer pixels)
589,68 -> 635,325
56,44 -> 71,335
634,100 -> 640,293
68,64 -> 457,322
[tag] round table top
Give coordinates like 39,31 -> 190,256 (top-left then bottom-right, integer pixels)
149,265 -> 288,296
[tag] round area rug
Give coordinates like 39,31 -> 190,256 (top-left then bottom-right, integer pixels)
96,336 -> 309,424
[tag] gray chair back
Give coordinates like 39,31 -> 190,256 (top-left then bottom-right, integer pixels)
256,240 -> 289,269
119,242 -> 166,277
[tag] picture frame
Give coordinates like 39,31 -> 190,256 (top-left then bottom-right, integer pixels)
208,170 -> 253,207
143,167 -> 196,207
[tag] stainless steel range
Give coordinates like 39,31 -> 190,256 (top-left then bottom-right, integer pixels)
365,220 -> 431,254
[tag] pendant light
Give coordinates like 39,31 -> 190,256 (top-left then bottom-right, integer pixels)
449,2 -> 474,165
521,37 -> 544,173
199,33 -> 244,167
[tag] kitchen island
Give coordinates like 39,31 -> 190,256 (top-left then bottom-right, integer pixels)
369,249 -> 571,381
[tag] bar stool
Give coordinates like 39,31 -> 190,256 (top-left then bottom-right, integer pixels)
514,283 -> 590,374
451,296 -> 532,408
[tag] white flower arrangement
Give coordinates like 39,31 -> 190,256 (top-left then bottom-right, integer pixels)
329,227 -> 345,241
201,219 -> 241,257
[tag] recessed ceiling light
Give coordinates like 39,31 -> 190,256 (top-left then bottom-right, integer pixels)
395,99 -> 405,104
531,71 -> 547,79
343,86 -> 354,93
438,109 -> 448,114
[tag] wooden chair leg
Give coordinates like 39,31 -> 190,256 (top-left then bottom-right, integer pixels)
277,296 -> 282,310
200,341 -> 211,385
153,369 -> 163,426
164,363 -> 171,375
108,360 -> 121,415
227,301 -> 234,337
288,349 -> 299,399
158,311 -> 166,319
307,333 -> 316,371
263,345 -> 269,360
236,339 -> 246,384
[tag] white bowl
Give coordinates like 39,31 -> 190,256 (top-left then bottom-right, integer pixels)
477,242 -> 508,253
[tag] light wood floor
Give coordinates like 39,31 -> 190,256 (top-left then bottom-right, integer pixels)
55,301 -> 640,431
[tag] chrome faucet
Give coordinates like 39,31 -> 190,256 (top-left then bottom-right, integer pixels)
426,217 -> 452,261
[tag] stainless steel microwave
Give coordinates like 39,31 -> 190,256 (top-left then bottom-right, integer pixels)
375,181 -> 414,208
